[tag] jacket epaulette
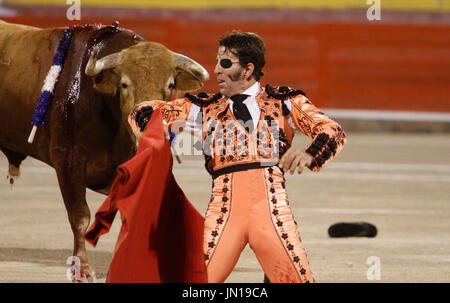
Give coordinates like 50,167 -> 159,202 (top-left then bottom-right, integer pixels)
184,91 -> 223,107
265,84 -> 306,100
264,84 -> 306,116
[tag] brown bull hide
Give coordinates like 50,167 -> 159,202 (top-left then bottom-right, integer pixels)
0,21 -> 208,282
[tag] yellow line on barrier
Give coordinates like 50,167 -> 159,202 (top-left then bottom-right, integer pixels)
4,0 -> 450,11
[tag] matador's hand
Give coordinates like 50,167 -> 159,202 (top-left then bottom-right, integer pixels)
279,147 -> 314,175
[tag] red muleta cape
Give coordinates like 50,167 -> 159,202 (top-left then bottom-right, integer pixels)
85,109 -> 207,283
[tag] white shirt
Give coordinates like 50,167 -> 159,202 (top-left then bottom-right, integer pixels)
229,81 -> 261,127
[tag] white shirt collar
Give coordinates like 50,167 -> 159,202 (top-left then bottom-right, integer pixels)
240,81 -> 260,98
227,82 -> 260,101
226,82 -> 261,124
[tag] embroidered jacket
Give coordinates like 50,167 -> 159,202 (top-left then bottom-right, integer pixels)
129,85 -> 347,177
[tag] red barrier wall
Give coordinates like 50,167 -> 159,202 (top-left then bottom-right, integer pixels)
3,15 -> 450,112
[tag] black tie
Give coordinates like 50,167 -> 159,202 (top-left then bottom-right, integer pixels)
230,94 -> 253,133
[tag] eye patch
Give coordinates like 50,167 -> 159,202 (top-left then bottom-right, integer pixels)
219,58 -> 239,69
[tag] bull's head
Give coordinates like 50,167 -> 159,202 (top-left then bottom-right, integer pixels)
85,41 -> 209,143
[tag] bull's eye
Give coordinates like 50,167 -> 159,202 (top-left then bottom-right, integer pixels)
168,83 -> 175,89
121,83 -> 128,89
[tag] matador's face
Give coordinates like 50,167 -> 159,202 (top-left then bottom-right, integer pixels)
214,46 -> 247,97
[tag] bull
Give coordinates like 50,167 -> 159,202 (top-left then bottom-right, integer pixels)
0,20 -> 209,281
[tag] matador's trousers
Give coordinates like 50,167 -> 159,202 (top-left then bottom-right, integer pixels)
203,166 -> 314,283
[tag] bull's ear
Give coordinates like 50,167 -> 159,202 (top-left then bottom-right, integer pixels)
92,71 -> 120,95
174,69 -> 204,93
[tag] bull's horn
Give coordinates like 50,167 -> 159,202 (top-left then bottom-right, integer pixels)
85,48 -> 120,76
171,52 -> 210,82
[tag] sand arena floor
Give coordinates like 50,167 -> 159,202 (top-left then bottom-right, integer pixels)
0,132 -> 449,283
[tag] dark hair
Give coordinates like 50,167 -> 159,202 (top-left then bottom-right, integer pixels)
218,30 -> 266,81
